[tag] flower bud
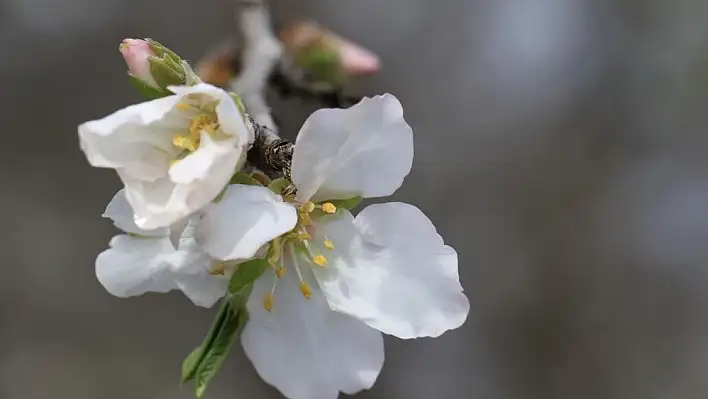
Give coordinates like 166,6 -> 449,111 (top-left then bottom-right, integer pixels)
120,38 -> 201,99
279,21 -> 380,87
119,38 -> 159,88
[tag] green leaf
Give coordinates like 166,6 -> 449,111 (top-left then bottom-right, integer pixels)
229,172 -> 263,186
229,258 -> 270,294
181,301 -> 230,383
195,303 -> 245,398
268,178 -> 291,195
128,75 -> 170,99
330,196 -> 362,210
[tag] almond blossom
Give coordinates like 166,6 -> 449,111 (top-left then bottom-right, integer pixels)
195,94 -> 469,399
79,83 -> 252,229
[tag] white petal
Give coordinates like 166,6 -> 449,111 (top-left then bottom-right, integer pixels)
95,235 -> 177,298
121,132 -> 236,229
242,265 -> 384,399
196,185 -> 297,261
102,189 -> 169,236
312,203 -> 469,339
169,221 -> 228,307
169,133 -> 239,185
121,174 -> 186,230
291,94 -> 413,202
78,95 -> 185,181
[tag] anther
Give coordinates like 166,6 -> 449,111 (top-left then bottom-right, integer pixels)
263,293 -> 275,312
209,261 -> 226,275
321,202 -> 337,214
313,255 -> 328,267
299,281 -> 313,299
324,239 -> 334,251
302,201 -> 315,213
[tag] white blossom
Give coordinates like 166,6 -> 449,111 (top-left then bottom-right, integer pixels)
79,83 -> 252,229
196,94 -> 469,399
95,190 -> 228,307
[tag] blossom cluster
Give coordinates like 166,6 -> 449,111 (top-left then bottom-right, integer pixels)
78,38 -> 469,399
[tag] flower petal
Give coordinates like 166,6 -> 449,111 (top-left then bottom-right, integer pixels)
120,173 -> 188,230
291,94 -> 414,202
242,266 -> 384,399
169,220 -> 228,307
169,133 -> 239,185
78,95 -> 184,181
312,203 -> 469,339
95,235 -> 177,298
102,189 -> 169,237
196,185 -> 297,261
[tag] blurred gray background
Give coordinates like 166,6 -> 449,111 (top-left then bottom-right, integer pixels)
3,0 -> 708,398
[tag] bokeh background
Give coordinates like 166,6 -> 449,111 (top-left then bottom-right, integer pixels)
3,0 -> 708,397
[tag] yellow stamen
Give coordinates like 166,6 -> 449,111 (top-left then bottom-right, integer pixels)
209,261 -> 226,275
263,293 -> 274,312
299,281 -> 313,299
297,232 -> 312,241
267,237 -> 283,267
275,267 -> 286,278
321,202 -> 337,214
173,134 -> 198,152
302,201 -> 315,213
175,102 -> 191,111
313,255 -> 328,267
288,244 -> 313,299
324,239 -> 334,250
299,212 -> 313,226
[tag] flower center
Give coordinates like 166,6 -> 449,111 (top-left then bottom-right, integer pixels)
171,98 -> 222,160
260,200 -> 338,312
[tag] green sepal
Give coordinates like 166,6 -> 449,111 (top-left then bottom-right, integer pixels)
229,258 -> 270,294
229,172 -> 263,186
229,93 -> 248,120
296,44 -> 345,86
268,178 -> 291,195
145,38 -> 180,61
128,75 -> 170,99
149,56 -> 185,89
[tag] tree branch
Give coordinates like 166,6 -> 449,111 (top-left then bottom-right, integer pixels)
232,0 -> 293,178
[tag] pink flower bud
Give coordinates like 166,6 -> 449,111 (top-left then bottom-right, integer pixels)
334,36 -> 380,76
119,38 -> 158,87
280,22 -> 381,78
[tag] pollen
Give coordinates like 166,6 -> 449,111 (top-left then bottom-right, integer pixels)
275,267 -> 286,278
189,114 -> 216,137
175,102 -> 191,111
312,255 -> 328,267
299,281 -> 313,299
321,202 -> 337,214
302,201 -> 316,213
297,232 -> 312,241
263,293 -> 275,312
324,239 -> 334,250
209,261 -> 226,275
173,134 -> 198,152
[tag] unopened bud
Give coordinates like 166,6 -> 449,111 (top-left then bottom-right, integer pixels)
120,38 -> 201,98
120,38 -> 158,88
279,21 -> 380,86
